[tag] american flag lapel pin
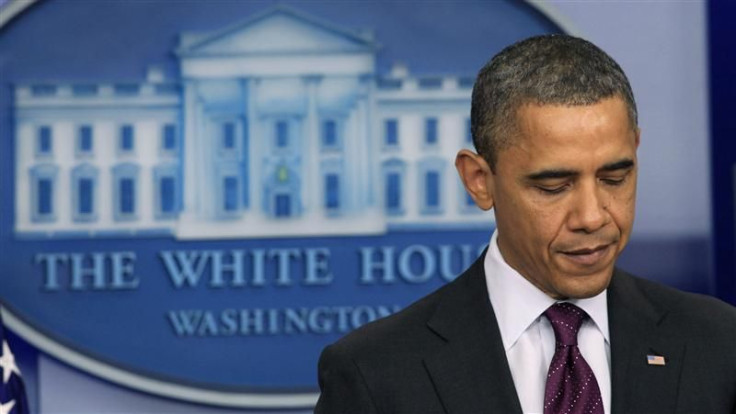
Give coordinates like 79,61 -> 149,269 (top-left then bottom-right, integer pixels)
647,354 -> 666,366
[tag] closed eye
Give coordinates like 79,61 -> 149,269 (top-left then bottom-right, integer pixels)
536,184 -> 568,195
601,177 -> 625,186
600,172 -> 631,186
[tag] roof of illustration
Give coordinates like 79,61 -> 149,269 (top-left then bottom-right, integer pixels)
176,5 -> 379,57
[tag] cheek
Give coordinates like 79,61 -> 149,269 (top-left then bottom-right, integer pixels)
496,183 -> 566,252
608,188 -> 637,229
517,200 -> 564,250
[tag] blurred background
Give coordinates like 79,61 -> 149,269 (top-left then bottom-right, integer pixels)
0,1 -> 733,412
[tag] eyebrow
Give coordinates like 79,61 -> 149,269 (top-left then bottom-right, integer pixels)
525,169 -> 578,181
598,159 -> 635,172
524,158 -> 635,181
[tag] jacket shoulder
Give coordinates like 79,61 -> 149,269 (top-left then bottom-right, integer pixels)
315,268 -> 480,414
617,269 -> 736,334
327,276 -> 454,359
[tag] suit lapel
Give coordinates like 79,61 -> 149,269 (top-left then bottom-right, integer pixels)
608,270 -> 686,414
424,256 -> 523,414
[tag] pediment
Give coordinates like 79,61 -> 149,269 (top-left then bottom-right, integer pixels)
178,6 -> 377,56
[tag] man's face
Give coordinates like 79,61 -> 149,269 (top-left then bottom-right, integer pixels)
491,97 -> 639,299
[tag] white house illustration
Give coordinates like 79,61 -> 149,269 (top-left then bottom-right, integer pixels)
13,6 -> 491,239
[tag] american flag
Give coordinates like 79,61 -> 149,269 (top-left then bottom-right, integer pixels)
0,309 -> 29,414
647,354 -> 666,366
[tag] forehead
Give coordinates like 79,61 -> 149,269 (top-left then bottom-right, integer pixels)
499,97 -> 637,170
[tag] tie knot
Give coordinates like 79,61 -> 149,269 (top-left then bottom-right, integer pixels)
544,302 -> 587,346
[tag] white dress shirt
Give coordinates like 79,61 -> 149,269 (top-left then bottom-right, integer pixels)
484,230 -> 611,414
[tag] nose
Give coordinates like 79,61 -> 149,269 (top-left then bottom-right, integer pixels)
568,181 -> 610,233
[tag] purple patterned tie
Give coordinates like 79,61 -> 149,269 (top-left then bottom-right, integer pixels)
543,303 -> 604,414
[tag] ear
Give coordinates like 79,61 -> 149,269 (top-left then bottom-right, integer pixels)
634,127 -> 641,149
455,149 -> 495,211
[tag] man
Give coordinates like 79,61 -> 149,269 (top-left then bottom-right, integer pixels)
315,35 -> 736,414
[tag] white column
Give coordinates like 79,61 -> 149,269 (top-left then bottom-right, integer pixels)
360,74 -> 377,208
303,75 -> 322,216
348,99 -> 362,211
248,78 -> 262,217
182,81 -> 199,218
197,96 -> 213,219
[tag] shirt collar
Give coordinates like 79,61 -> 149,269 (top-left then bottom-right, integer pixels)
484,229 -> 610,351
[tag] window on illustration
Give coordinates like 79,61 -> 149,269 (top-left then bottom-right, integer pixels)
160,176 -> 176,214
386,173 -> 401,210
385,119 -> 398,147
79,125 -> 93,153
223,122 -> 236,150
425,118 -> 438,145
275,194 -> 291,217
425,171 -> 440,208
223,176 -> 238,212
119,178 -> 135,214
323,120 -> 337,148
78,178 -> 94,215
163,124 -> 177,151
120,125 -> 135,152
325,174 -> 339,210
38,178 -> 53,215
276,121 -> 289,148
38,126 -> 52,155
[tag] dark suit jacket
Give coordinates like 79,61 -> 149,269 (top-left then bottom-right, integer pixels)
315,255 -> 736,414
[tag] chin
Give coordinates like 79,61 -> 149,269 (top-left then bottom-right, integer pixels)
553,271 -> 613,299
558,278 -> 610,299
558,285 -> 607,300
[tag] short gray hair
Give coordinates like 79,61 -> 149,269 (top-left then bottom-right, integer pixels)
470,34 -> 638,170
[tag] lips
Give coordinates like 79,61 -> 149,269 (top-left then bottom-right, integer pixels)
559,243 -> 613,267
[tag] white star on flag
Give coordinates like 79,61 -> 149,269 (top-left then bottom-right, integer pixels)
0,309 -> 29,414
0,341 -> 20,385
0,399 -> 15,414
